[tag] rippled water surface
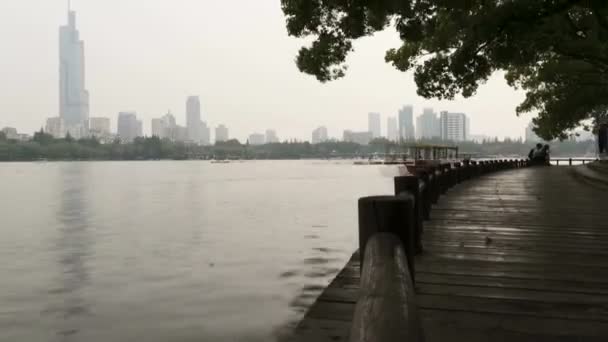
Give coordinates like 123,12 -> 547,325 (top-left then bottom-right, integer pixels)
0,161 -> 396,342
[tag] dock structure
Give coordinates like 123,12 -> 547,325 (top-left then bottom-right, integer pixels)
288,160 -> 608,341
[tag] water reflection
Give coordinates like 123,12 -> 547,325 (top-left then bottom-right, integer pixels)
45,163 -> 92,339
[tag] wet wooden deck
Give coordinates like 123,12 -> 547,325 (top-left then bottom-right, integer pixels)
288,166 -> 608,341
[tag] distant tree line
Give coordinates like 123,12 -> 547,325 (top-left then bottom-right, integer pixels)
0,129 -> 597,162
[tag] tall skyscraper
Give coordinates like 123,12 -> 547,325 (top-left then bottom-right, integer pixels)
200,122 -> 211,145
387,117 -> 398,141
398,106 -> 415,141
117,112 -> 141,142
368,112 -> 381,138
59,4 -> 89,128
186,96 -> 202,142
312,126 -> 328,144
215,125 -> 229,142
416,108 -> 441,139
440,111 -> 468,142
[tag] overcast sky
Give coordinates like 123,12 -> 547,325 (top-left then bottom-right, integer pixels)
0,0 -> 532,141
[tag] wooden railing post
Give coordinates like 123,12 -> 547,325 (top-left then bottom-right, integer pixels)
358,196 -> 416,276
454,162 -> 462,183
411,169 -> 432,221
395,176 -> 424,254
350,233 -> 421,342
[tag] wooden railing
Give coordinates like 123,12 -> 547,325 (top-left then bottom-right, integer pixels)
351,159 -> 529,342
551,158 -> 598,166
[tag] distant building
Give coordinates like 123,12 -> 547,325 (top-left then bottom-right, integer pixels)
151,118 -> 164,138
469,134 -> 490,143
45,117 -> 65,138
215,125 -> 229,142
89,117 -> 111,135
266,129 -> 279,143
59,6 -> 89,130
416,108 -> 440,139
1,127 -> 18,140
152,112 -> 178,140
440,111 -> 468,142
186,96 -> 202,143
312,126 -> 329,144
249,133 -> 265,145
387,117 -> 399,141
117,112 -> 142,142
65,123 -> 88,140
368,112 -> 381,138
343,130 -> 373,145
200,122 -> 211,145
525,121 -> 542,143
398,106 -> 415,141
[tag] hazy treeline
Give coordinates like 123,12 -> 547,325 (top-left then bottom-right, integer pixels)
0,130 -> 597,161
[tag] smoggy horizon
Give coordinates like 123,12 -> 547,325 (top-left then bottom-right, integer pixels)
0,0 -> 531,141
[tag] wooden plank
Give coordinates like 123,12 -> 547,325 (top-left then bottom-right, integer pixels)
421,309 -> 608,341
291,166 -> 608,341
418,294 -> 608,321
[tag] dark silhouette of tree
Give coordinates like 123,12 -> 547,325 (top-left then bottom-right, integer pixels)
282,0 -> 608,140
32,129 -> 54,145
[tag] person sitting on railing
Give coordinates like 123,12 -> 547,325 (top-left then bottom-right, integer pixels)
528,143 -> 542,160
530,144 -> 550,166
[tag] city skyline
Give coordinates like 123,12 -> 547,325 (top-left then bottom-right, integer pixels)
0,1 -> 532,142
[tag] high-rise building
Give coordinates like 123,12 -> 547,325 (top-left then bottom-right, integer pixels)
398,106 -> 415,141
200,122 -> 211,145
152,112 -> 185,141
89,117 -> 111,135
59,5 -> 89,129
248,133 -> 265,145
186,96 -> 202,142
440,111 -> 468,141
387,117 -> 399,141
215,125 -> 229,142
117,112 -> 141,142
45,117 -> 65,138
265,129 -> 279,143
416,108 -> 440,139
312,126 -> 328,144
525,121 -> 542,143
368,112 -> 381,138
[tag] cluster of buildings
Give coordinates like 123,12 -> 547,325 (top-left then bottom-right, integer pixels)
311,106 -> 471,145
247,130 -> 280,145
36,7 -> 237,146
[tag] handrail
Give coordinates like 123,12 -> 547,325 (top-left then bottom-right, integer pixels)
349,233 -> 421,342
352,159 -> 530,342
549,157 -> 599,166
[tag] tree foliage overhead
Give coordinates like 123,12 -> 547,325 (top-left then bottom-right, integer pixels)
282,0 -> 608,140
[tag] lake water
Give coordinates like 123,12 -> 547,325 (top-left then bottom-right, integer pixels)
0,160 -> 397,342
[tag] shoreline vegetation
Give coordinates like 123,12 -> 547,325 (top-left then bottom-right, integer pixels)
0,130 -> 597,162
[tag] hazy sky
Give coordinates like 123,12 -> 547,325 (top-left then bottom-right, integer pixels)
0,0 -> 532,141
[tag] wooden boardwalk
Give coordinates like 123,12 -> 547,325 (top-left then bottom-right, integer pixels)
288,166 -> 608,341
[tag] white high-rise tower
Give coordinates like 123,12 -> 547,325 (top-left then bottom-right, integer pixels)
59,1 -> 89,129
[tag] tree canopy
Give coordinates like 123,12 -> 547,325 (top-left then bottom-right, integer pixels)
281,0 -> 608,140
